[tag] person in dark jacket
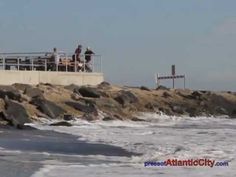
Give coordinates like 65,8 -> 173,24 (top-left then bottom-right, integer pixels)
84,47 -> 94,72
84,47 -> 94,63
73,44 -> 82,62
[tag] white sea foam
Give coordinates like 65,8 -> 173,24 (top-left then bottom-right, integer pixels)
31,113 -> 236,177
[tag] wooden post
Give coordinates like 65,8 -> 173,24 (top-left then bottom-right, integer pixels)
184,75 -> 186,89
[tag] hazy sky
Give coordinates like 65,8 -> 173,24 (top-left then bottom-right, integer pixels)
0,0 -> 236,90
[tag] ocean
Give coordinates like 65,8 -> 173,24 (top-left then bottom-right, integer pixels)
0,113 -> 236,177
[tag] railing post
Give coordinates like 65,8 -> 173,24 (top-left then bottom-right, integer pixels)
100,56 -> 102,73
65,54 -> 68,72
17,57 -> 20,70
83,55 -> 85,72
184,75 -> 186,89
31,59 -> 34,70
3,57 -> 5,70
45,59 -> 47,71
92,56 -> 94,72
74,55 -> 77,72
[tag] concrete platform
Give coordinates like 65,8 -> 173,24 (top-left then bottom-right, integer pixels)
0,70 -> 104,86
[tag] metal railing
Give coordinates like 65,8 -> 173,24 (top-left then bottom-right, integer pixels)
0,52 -> 102,73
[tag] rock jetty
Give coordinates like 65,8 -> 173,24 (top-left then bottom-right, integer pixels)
0,82 -> 236,129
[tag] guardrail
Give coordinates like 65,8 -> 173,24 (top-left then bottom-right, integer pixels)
0,52 -> 102,73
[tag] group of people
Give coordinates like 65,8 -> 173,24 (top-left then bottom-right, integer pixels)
50,44 -> 94,72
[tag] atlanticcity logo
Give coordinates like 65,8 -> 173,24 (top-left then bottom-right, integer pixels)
144,159 -> 229,168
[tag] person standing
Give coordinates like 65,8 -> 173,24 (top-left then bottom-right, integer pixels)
53,48 -> 60,65
84,47 -> 94,72
48,47 -> 60,71
74,44 -> 82,62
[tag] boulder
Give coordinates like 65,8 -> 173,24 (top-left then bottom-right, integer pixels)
156,85 -> 169,90
24,87 -> 44,98
145,103 -> 155,110
215,107 -> 228,115
186,107 -> 200,117
140,86 -> 151,91
97,82 -> 111,89
83,113 -> 98,121
159,107 -> 173,115
114,91 -> 138,106
50,121 -> 73,127
74,87 -> 100,98
3,98 -> 30,129
97,91 -> 110,98
71,93 -> 81,101
0,86 -> 21,102
95,97 -> 120,109
103,116 -> 116,121
64,84 -> 80,91
65,101 -> 98,115
102,114 -> 123,121
12,83 -> 32,91
171,105 -> 185,114
79,98 -> 97,105
162,92 -> 172,98
30,97 -> 65,119
131,117 -> 145,122
0,98 -> 5,112
191,91 -> 202,100
63,114 -> 74,121
231,109 -> 236,118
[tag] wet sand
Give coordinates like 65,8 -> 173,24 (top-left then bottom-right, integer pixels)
0,127 -> 137,177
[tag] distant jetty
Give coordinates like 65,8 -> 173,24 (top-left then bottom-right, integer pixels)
0,82 -> 236,129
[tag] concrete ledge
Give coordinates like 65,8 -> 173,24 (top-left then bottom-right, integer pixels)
0,70 -> 104,86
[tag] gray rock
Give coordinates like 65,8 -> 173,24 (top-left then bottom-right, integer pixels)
65,101 -> 98,115
186,107 -> 200,117
83,113 -> 98,121
30,97 -> 65,119
145,103 -> 155,110
215,107 -> 228,115
0,86 -> 21,102
171,105 -> 185,114
97,82 -> 111,89
103,116 -> 116,121
63,114 -> 74,121
24,87 -> 44,98
114,91 -> 138,106
191,91 -> 202,100
162,92 -> 172,98
231,109 -> 236,118
50,121 -> 73,127
140,86 -> 151,91
75,87 -> 100,98
64,84 -> 80,91
71,93 -> 81,101
12,83 -> 32,91
3,98 -> 30,129
131,117 -> 145,122
156,85 -> 169,90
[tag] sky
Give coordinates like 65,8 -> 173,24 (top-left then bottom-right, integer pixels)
0,0 -> 236,91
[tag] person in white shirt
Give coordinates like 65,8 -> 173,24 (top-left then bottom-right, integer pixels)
51,48 -> 60,71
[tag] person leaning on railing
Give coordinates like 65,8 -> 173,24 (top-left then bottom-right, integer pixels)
48,47 -> 60,71
73,44 -> 82,62
71,44 -> 82,72
84,47 -> 94,72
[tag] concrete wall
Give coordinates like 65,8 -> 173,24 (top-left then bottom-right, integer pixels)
0,70 -> 104,86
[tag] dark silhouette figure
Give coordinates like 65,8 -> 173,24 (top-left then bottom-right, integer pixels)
73,44 -> 82,62
84,47 -> 94,72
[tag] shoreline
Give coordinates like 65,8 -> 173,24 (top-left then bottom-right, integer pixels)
0,127 -> 136,177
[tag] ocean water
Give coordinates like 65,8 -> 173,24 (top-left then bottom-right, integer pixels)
27,113 -> 236,177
